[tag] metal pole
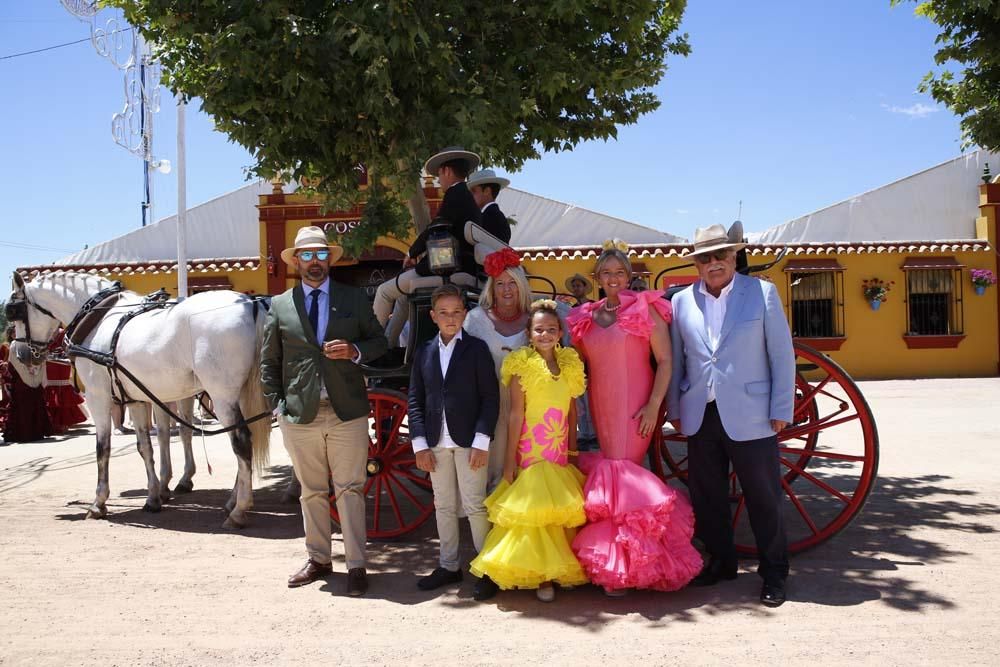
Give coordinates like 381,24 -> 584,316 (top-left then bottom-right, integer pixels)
176,100 -> 188,300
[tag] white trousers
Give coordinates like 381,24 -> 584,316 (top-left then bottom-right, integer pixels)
429,446 -> 490,571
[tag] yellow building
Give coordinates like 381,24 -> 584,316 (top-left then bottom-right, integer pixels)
19,153 -> 1000,380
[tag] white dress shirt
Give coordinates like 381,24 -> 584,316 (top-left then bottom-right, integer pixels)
698,278 -> 736,402
411,329 -> 491,453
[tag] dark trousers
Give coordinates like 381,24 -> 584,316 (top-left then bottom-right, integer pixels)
688,401 -> 789,583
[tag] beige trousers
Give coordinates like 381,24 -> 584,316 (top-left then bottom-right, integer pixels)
280,402 -> 369,570
429,447 -> 490,571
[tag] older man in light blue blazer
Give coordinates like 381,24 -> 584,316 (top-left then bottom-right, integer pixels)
667,224 -> 795,607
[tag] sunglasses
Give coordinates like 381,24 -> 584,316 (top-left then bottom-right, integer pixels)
693,250 -> 733,264
297,250 -> 330,262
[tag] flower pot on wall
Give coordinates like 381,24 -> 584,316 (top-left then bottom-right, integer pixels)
870,299 -> 881,311
974,285 -> 986,296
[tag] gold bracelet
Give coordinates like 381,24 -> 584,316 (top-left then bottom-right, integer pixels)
567,450 -> 579,457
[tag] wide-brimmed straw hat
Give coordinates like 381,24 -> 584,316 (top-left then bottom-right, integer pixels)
423,146 -> 481,176
467,168 -> 510,190
280,226 -> 344,266
564,273 -> 593,293
684,224 -> 747,257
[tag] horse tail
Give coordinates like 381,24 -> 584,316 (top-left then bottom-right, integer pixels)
240,301 -> 271,478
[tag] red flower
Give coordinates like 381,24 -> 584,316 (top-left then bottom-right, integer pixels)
484,247 -> 521,278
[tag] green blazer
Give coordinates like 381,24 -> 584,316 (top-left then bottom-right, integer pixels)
260,281 -> 388,424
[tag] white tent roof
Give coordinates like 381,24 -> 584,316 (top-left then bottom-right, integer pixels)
498,187 -> 684,247
57,180 -> 277,266
749,150 -> 1000,244
53,182 -> 678,266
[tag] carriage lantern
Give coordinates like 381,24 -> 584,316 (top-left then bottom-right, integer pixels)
425,219 -> 460,276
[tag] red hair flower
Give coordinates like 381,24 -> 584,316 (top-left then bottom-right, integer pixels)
484,247 -> 521,278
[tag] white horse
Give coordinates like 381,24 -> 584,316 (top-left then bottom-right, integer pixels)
7,271 -> 271,529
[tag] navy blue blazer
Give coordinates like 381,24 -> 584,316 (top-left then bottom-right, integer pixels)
408,331 -> 500,448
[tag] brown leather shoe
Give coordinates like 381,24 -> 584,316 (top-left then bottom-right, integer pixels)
287,559 -> 333,588
346,567 -> 368,597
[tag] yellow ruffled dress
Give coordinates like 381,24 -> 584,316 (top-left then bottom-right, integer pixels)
469,346 -> 589,589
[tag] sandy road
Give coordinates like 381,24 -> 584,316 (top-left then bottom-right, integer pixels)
1,377 -> 998,666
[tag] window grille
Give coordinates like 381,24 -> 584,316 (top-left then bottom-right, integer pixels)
905,267 -> 963,335
784,260 -> 844,338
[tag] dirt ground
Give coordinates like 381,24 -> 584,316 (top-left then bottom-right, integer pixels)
1,377 -> 998,666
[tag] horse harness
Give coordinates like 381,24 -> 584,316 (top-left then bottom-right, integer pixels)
7,282 -> 272,435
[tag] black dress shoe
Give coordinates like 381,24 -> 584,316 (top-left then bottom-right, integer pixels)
347,567 -> 368,597
760,580 -> 786,607
473,574 -> 499,601
417,567 -> 463,591
691,558 -> 739,587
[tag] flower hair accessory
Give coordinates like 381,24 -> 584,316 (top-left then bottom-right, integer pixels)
484,247 -> 521,278
530,298 -> 559,311
601,238 -> 629,253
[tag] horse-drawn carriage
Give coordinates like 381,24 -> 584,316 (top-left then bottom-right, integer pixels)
349,225 -> 880,556
6,221 -> 878,556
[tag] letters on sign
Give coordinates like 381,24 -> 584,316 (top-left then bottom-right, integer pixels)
323,220 -> 362,235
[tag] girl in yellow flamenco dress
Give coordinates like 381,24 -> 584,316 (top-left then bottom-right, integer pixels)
470,299 -> 589,602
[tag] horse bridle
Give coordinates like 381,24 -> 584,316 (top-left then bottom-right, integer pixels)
5,288 -> 59,362
5,280 -> 124,363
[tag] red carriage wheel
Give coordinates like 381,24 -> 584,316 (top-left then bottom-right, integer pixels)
330,388 -> 434,539
651,342 -> 879,555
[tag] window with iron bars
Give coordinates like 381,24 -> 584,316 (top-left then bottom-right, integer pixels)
789,271 -> 844,338
905,268 -> 963,335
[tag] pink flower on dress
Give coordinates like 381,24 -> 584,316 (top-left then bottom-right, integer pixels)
532,407 -> 568,465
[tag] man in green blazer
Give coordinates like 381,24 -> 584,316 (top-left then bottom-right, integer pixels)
261,226 -> 388,596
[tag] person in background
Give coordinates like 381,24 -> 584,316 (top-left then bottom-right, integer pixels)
467,168 -> 512,244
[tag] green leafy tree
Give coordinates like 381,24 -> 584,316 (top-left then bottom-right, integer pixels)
0,298 -> 8,341
894,0 -> 1000,152
105,0 -> 689,255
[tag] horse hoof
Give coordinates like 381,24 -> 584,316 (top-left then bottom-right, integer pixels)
85,507 -> 107,520
159,490 -> 173,503
222,516 -> 245,530
174,480 -> 194,494
142,502 -> 162,513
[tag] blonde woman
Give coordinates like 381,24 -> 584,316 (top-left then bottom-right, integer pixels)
567,239 -> 701,596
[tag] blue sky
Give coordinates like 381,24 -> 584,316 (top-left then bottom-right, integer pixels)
0,1 -> 970,290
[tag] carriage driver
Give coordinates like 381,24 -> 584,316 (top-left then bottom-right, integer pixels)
261,226 -> 388,595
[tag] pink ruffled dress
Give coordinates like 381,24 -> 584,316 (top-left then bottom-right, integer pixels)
566,289 -> 702,592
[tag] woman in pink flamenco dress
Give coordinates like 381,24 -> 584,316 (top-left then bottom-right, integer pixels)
566,241 -> 703,595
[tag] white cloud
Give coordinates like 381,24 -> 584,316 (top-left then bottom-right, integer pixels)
881,102 -> 939,118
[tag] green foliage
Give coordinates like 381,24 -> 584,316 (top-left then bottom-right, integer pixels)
0,298 -> 7,340
103,0 -> 689,251
894,0 -> 1000,151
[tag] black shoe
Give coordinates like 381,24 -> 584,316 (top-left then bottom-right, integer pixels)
760,580 -> 786,607
346,567 -> 368,597
473,574 -> 499,601
691,558 -> 739,587
417,567 -> 463,591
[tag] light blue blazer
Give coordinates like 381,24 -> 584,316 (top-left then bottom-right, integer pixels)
666,273 -> 796,442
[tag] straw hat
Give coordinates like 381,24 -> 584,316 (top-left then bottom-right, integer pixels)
467,168 -> 510,190
684,224 -> 747,257
423,146 -> 481,176
280,226 -> 344,266
564,273 -> 594,293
